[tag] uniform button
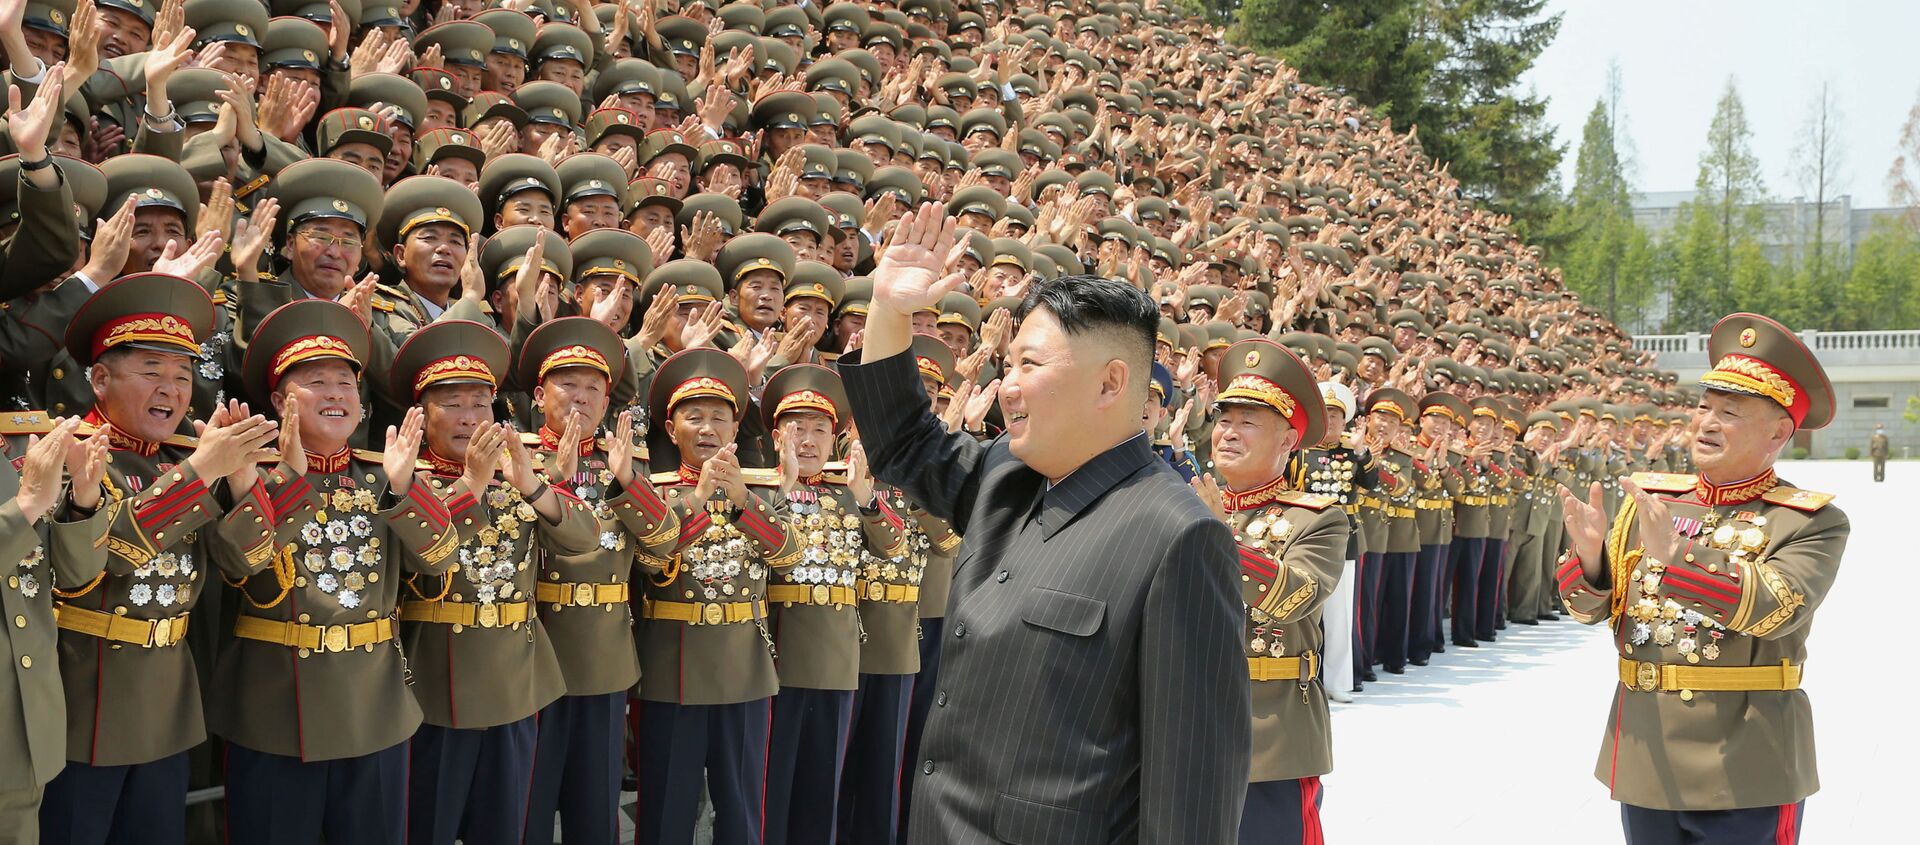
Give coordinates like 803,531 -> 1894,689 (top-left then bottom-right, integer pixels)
12,615 -> 24,628
922,760 -> 934,775
52,368 -> 63,379
19,655 -> 30,668
935,690 -> 947,706
996,570 -> 1009,583
952,622 -> 966,638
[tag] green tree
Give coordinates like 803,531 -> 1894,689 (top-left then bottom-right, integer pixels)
1664,79 -> 1768,330
1842,220 -> 1920,330
1236,0 -> 1565,236
1551,66 -> 1656,328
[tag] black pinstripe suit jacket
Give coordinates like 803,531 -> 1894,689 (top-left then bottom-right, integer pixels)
842,349 -> 1251,845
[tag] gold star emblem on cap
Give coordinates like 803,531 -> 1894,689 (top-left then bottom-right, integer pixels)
145,188 -> 165,198
612,259 -> 625,269
616,113 -> 629,123
304,50 -> 316,61
509,38 -> 521,48
51,10 -> 65,24
332,200 -> 351,212
1739,327 -> 1757,348
587,180 -> 602,188
435,207 -> 450,215
358,116 -> 375,129
235,23 -> 249,35
451,133 -> 466,143
1245,349 -> 1261,366
812,283 -> 824,292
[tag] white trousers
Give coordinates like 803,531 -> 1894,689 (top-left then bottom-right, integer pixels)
1321,558 -> 1357,695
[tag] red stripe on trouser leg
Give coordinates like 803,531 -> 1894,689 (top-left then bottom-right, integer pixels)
1776,802 -> 1798,845
1301,776 -> 1324,845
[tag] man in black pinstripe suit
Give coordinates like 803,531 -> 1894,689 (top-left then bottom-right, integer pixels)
840,205 -> 1251,844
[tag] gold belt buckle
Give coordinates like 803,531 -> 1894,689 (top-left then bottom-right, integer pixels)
477,602 -> 500,628
574,583 -> 597,606
150,618 -> 178,647
701,602 -> 724,625
868,582 -> 886,601
812,585 -> 830,605
323,624 -> 349,653
1634,661 -> 1659,692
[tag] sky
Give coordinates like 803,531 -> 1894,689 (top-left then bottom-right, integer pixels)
1522,0 -> 1920,208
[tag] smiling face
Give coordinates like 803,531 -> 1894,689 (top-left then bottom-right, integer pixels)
535,366 -> 611,435
1210,404 -> 1298,490
89,349 -> 195,443
563,195 -> 623,238
272,359 -> 362,451
393,221 -> 469,301
666,397 -> 738,466
421,383 -> 496,462
777,411 -> 835,478
288,218 -> 364,298
126,207 -> 188,275
1690,390 -> 1793,481
998,307 -> 1139,481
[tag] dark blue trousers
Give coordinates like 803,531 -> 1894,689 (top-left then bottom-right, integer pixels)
1360,550 -> 1385,669
1238,777 -> 1323,845
523,692 -> 625,845
1481,539 -> 1507,638
1410,544 -> 1447,662
632,698 -> 771,845
408,715 -> 539,845
897,617 -> 944,840
1376,551 -> 1416,671
766,687 -> 855,845
39,751 -> 188,845
1449,536 -> 1488,644
223,739 -> 407,844
1621,801 -> 1804,845
839,672 -> 913,845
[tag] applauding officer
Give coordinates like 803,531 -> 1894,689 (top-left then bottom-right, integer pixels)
1190,338 -> 1350,845
391,320 -> 597,845
1557,314 -> 1844,845
214,300 -> 469,843
516,317 -> 680,845
40,275 -> 282,844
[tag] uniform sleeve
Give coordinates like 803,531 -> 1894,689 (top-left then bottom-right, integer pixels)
534,487 -> 600,556
1239,508 -> 1349,623
206,476 -> 278,578
375,474 -> 467,575
0,168 -> 78,300
102,462 -> 225,576
1675,506 -> 1848,640
734,487 -> 799,568
858,494 -> 908,559
1555,503 -> 1623,625
838,347 -> 992,533
46,496 -> 112,588
0,500 -> 38,571
397,477 -> 489,575
1138,517 -> 1251,843
605,476 -> 681,559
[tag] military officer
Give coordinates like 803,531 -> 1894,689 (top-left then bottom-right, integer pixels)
1363,388 -> 1422,674
632,348 -> 801,845
39,274 -> 282,844
1557,314 -> 1843,845
1188,338 -> 1349,845
214,299 -> 468,843
369,174 -> 487,355
1410,392 -> 1465,665
1508,410 -> 1564,625
516,317 -> 681,845
0,412 -> 112,842
1146,361 -> 1198,481
391,319 -> 597,845
760,364 -> 908,844
1448,396 -> 1508,646
1289,380 -> 1377,697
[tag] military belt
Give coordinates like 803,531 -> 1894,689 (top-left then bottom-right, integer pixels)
234,614 -> 395,654
1491,495 -> 1512,506
767,584 -> 857,607
1386,506 -> 1417,519
855,580 -> 919,603
54,604 -> 190,648
643,597 -> 766,625
1617,657 -> 1802,694
401,599 -> 532,629
1414,499 -> 1450,510
1456,495 -> 1490,506
1358,495 -> 1386,509
1248,651 -> 1319,682
534,580 -> 630,608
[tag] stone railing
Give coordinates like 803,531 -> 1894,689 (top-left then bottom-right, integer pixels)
1632,329 -> 1920,370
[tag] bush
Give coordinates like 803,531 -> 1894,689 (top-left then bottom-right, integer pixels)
1844,447 -> 1861,460
1791,447 -> 1810,460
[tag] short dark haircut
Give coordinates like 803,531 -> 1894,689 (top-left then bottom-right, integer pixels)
1017,274 -> 1158,401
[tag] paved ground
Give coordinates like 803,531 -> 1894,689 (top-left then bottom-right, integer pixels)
595,459 -> 1903,843
1323,460 -> 1909,843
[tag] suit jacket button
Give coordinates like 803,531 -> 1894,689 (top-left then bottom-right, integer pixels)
952,622 -> 965,638
922,760 -> 934,775
935,690 -> 947,706
996,570 -> 1009,582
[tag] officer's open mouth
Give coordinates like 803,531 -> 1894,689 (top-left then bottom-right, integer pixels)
430,258 -> 456,271
148,405 -> 175,420
319,407 -> 349,419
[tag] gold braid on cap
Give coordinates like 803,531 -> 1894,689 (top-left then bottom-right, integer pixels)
773,389 -> 838,422
668,376 -> 736,411
537,344 -> 611,381
1700,354 -> 1796,409
412,355 -> 497,397
271,336 -> 359,386
1217,374 -> 1296,419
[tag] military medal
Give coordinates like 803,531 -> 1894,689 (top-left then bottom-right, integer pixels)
1652,622 -> 1676,646
1672,516 -> 1703,538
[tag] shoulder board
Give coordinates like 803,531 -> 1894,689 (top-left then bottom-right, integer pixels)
819,473 -> 850,486
370,297 -> 397,313
649,470 -> 684,485
375,282 -> 412,299
822,460 -> 849,473
519,432 -> 545,446
1628,471 -> 1695,493
162,433 -> 198,448
592,437 -> 646,459
352,449 -> 385,464
0,410 -> 55,435
1272,490 -> 1339,511
1761,486 -> 1834,512
820,351 -> 841,363
742,468 -> 784,486
211,290 -> 229,306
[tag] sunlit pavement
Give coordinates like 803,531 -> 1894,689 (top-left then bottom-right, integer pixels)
1322,460 -> 1910,844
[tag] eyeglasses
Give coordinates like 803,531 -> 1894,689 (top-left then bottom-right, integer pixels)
300,231 -> 364,250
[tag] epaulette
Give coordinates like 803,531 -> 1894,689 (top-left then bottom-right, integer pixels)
649,470 -> 684,485
742,467 -> 784,486
1273,490 -> 1339,511
519,432 -> 544,445
370,296 -> 397,313
0,410 -> 55,435
1628,471 -> 1695,493
1761,486 -> 1834,512
353,449 -> 385,464
592,437 -> 647,460
822,460 -> 849,472
819,473 -> 850,485
211,290 -> 229,306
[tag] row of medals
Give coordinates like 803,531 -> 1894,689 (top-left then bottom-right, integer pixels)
685,504 -> 764,600
456,487 -> 539,604
867,498 -> 930,586
296,488 -> 383,610
570,468 -> 629,552
129,548 -> 197,609
1244,508 -> 1296,651
1626,512 -> 1769,661
1305,456 -> 1356,496
785,491 -> 861,590
13,544 -> 44,600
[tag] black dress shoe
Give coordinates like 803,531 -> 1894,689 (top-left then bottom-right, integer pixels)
1517,618 -> 1540,626
1409,657 -> 1429,666
1452,638 -> 1480,648
1385,665 -> 1406,675
1363,670 -> 1378,682
1495,623 -> 1507,631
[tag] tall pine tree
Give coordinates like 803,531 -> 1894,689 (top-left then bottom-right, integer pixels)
1554,83 -> 1655,329
1666,79 -> 1768,330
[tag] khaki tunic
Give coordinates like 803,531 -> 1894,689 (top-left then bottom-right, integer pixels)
1557,471 -> 1846,810
767,476 -> 905,691
857,487 -> 957,676
1379,448 -> 1421,554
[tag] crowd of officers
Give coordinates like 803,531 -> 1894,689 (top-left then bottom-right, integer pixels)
0,0 -> 1750,843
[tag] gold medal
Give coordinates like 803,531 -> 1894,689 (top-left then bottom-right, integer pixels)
1711,524 -> 1736,548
